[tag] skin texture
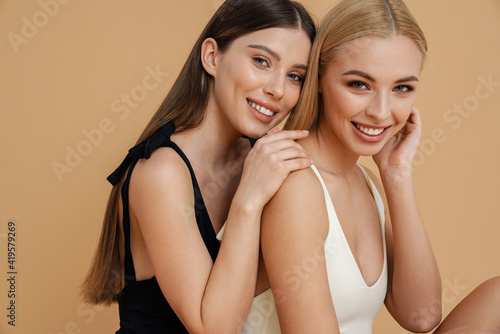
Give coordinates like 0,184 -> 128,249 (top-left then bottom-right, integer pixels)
123,27 -> 313,333
207,28 -> 310,140
318,35 -> 422,160
433,276 -> 500,334
261,35 -> 442,333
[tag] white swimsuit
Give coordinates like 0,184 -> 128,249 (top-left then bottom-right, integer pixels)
314,164 -> 388,333
218,164 -> 387,334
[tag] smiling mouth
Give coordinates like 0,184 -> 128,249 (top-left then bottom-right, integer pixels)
353,122 -> 387,136
247,99 -> 275,117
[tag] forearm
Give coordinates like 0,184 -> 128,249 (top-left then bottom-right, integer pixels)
382,173 -> 441,329
193,129 -> 312,332
199,192 -> 262,333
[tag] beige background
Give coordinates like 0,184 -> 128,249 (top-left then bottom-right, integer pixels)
1,0 -> 499,333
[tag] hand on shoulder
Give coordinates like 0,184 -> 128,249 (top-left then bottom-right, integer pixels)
235,129 -> 312,213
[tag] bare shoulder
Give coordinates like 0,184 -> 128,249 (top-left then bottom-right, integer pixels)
276,166 -> 324,202
263,166 -> 329,240
128,147 -> 193,207
262,166 -> 339,332
132,147 -> 190,182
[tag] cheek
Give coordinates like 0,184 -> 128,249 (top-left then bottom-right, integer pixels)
217,58 -> 251,87
324,88 -> 362,119
393,99 -> 416,123
284,85 -> 302,112
213,65 -> 248,106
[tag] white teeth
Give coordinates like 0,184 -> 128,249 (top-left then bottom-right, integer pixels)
248,100 -> 274,117
355,123 -> 384,136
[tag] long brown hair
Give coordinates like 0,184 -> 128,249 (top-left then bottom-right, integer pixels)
82,0 -> 316,305
285,0 -> 427,131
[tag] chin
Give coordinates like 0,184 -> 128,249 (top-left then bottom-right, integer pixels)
241,125 -> 269,139
253,121 -> 283,138
354,144 -> 385,157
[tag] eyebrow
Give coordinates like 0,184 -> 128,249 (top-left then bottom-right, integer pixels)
248,44 -> 308,71
343,70 -> 419,83
395,76 -> 419,83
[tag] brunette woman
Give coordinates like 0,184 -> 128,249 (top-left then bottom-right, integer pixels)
81,0 -> 315,332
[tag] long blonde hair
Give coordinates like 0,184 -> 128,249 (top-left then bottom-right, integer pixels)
285,0 -> 427,130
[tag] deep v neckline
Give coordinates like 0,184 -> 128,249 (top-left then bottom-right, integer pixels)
311,164 -> 386,288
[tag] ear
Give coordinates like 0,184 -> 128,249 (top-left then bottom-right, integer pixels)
201,38 -> 219,78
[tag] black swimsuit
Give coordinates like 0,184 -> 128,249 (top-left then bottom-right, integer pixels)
107,121 -> 220,333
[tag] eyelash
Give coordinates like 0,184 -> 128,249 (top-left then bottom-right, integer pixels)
348,81 -> 415,93
288,73 -> 304,83
253,57 -> 269,67
394,85 -> 414,92
348,81 -> 368,90
253,57 -> 304,83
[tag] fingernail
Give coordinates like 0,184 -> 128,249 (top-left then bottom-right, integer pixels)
301,130 -> 309,133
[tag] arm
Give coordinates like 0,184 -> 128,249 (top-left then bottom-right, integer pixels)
372,108 -> 442,332
261,168 -> 341,334
129,129 -> 311,334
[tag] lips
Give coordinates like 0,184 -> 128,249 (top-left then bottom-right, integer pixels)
351,121 -> 391,143
353,122 -> 385,136
247,99 -> 275,117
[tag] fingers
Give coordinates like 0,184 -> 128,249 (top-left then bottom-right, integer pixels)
266,127 -> 280,135
252,127 -> 310,159
260,128 -> 309,144
281,157 -> 314,174
256,136 -> 307,154
409,107 -> 421,125
251,137 -> 312,168
406,106 -> 422,136
245,129 -> 312,174
270,146 -> 312,163
238,129 -> 312,207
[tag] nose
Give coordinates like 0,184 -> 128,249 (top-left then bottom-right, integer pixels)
366,92 -> 391,122
263,73 -> 285,100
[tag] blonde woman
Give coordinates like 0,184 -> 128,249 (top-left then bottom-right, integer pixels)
259,0 -> 500,333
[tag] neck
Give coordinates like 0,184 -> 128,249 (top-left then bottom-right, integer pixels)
300,124 -> 360,179
172,98 -> 245,170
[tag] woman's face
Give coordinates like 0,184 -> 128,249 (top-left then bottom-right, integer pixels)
319,35 -> 423,156
210,27 -> 312,138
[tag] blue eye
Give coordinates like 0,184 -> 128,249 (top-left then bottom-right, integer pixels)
253,57 -> 269,67
394,85 -> 413,92
349,81 -> 368,90
288,73 -> 304,83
